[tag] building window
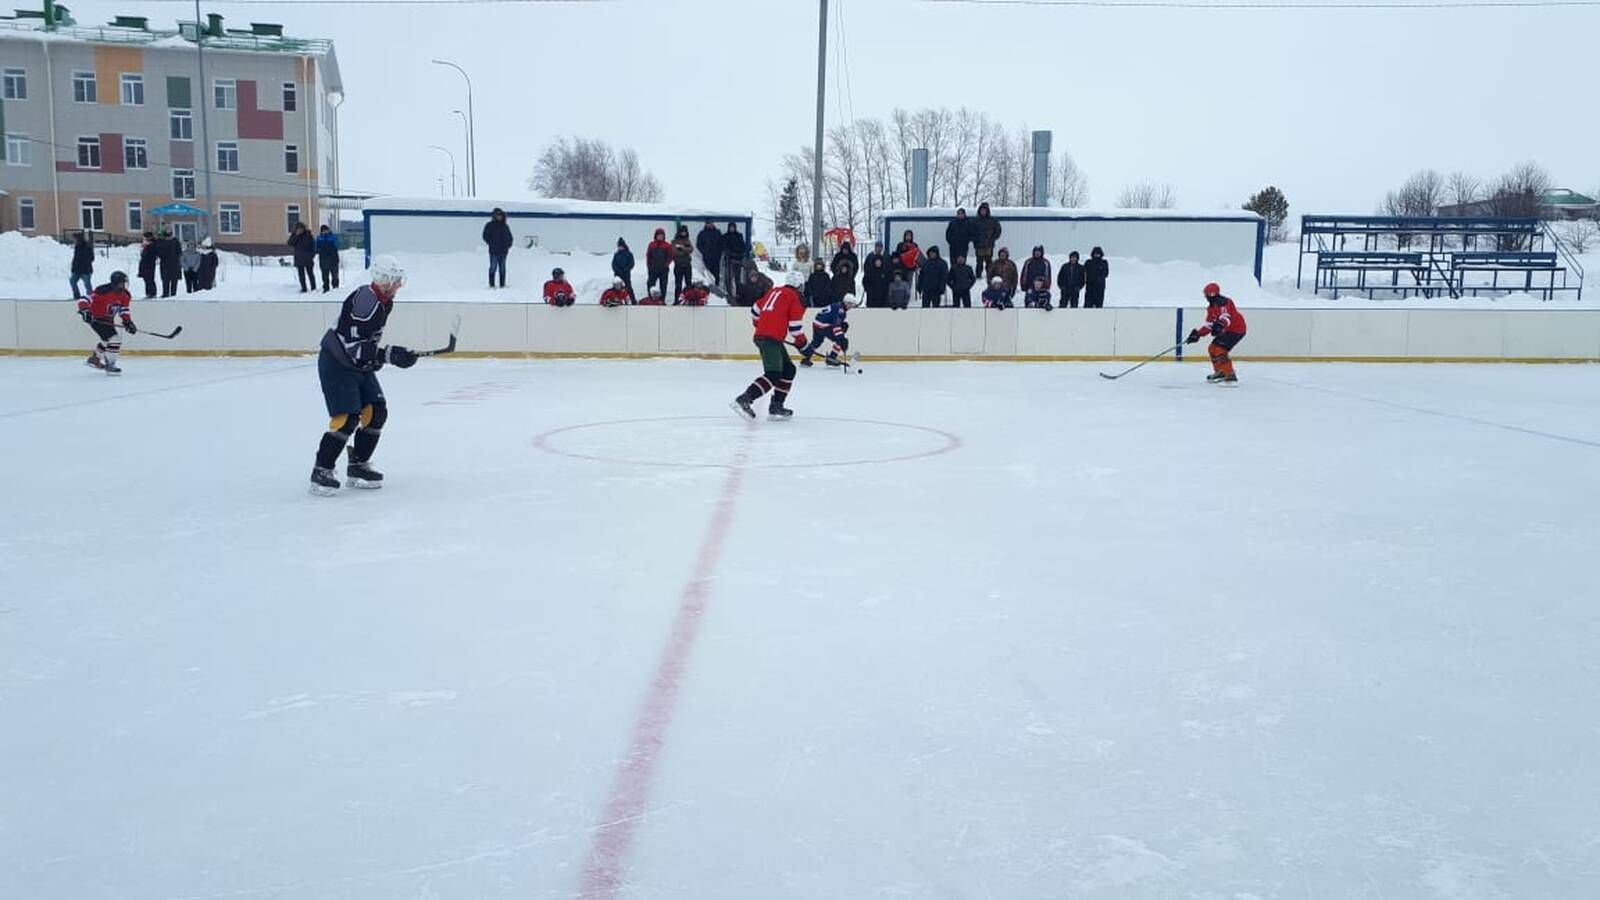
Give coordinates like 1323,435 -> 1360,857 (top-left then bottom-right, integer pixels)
218,203 -> 242,235
80,200 -> 105,232
4,133 -> 30,166
215,141 -> 239,172
172,169 -> 196,200
72,71 -> 97,103
286,204 -> 301,234
213,78 -> 236,110
284,144 -> 298,174
123,137 -> 148,170
18,197 -> 36,230
127,200 -> 143,233
120,73 -> 145,106
2,68 -> 24,100
282,81 -> 297,112
77,136 -> 101,169
170,109 -> 193,141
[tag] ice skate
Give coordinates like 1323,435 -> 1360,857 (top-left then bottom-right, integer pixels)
767,404 -> 794,421
346,459 -> 384,489
85,353 -> 105,370
103,362 -> 122,376
309,466 -> 341,496
1219,374 -> 1240,386
1206,372 -> 1227,383
799,355 -> 815,368
730,396 -> 756,421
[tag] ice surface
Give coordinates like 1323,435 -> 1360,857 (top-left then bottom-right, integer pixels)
2,356 -> 1598,899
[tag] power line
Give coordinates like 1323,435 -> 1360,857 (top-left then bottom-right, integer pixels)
923,0 -> 1600,8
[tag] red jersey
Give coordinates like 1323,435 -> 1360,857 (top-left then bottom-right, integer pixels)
1200,296 -> 1246,337
751,285 -> 807,345
638,293 -> 666,306
543,279 -> 573,304
79,285 -> 133,321
600,287 -> 632,307
679,285 -> 710,306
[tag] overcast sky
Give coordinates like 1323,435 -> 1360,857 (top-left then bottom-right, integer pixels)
64,0 -> 1600,220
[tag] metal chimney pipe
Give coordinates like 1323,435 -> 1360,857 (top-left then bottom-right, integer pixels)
911,148 -> 929,209
1031,130 -> 1052,207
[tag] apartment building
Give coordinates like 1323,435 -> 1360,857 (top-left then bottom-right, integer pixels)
0,2 -> 342,253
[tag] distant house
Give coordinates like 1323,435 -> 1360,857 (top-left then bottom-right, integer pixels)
1438,189 -> 1599,221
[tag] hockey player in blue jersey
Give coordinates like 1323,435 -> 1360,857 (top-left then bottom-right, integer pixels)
799,295 -> 858,368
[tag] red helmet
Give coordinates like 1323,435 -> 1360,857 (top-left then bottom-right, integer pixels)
1203,282 -> 1221,298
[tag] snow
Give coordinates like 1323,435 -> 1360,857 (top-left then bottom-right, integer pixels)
882,206 -> 1265,221
3,230 -> 1593,309
363,195 -> 753,221
3,356 -> 1598,899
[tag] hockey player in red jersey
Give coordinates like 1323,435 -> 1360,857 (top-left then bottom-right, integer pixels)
731,270 -> 808,421
77,270 -> 137,375
1185,282 -> 1247,384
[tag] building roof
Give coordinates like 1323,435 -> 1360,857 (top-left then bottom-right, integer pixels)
364,197 -> 754,221
882,206 -> 1264,222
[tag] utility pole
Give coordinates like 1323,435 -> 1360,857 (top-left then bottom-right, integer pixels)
810,0 -> 828,258
194,0 -> 214,238
432,60 -> 476,196
428,145 -> 457,197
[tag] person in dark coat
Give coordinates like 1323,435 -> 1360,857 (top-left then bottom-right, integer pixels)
947,253 -> 977,308
916,245 -> 949,308
645,227 -> 673,301
136,232 -> 158,298
1056,250 -> 1086,308
697,221 -> 724,285
944,207 -> 976,266
734,262 -> 773,308
972,202 -> 1002,281
719,223 -> 748,296
482,207 -> 513,288
830,240 -> 859,298
196,237 -> 219,290
315,225 -> 341,293
990,247 -> 1020,299
1084,246 -> 1110,308
70,232 -> 95,299
804,261 -> 835,308
671,224 -> 695,302
861,241 -> 890,308
288,222 -> 316,294
157,228 -> 183,297
611,238 -> 636,300
1019,246 -> 1051,297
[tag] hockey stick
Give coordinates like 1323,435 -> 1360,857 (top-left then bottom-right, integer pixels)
415,314 -> 462,358
1099,343 -> 1183,380
130,325 -> 183,339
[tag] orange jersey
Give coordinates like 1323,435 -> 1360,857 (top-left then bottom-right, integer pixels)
1201,296 -> 1246,336
751,285 -> 807,344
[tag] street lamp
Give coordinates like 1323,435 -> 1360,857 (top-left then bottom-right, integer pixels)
452,110 -> 471,196
431,59 -> 475,196
428,145 -> 457,197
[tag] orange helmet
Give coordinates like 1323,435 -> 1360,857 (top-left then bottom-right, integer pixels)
1203,282 -> 1221,298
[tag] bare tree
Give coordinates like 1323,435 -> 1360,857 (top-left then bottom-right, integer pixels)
1445,171 -> 1483,209
1382,169 -> 1444,217
1051,149 -> 1089,207
1484,161 -> 1553,248
1558,218 -> 1597,253
1116,181 -> 1177,209
528,136 -> 663,202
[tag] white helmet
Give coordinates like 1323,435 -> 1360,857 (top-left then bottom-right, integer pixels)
613,277 -> 624,288
784,270 -> 807,289
842,296 -> 860,309
990,276 -> 1004,287
368,255 -> 405,288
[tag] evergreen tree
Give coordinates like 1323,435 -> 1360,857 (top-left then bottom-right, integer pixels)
776,178 -> 804,243
1244,186 -> 1290,243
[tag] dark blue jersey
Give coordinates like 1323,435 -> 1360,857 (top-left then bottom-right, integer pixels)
813,301 -> 849,332
319,285 -> 391,371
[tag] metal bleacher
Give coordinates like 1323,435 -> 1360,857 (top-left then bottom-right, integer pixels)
1298,215 -> 1584,301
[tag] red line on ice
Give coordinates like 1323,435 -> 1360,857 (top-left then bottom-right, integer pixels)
575,430 -> 753,900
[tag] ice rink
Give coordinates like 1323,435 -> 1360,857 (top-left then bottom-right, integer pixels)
3,355 -> 1598,899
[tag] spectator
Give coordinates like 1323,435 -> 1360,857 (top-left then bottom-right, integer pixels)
137,232 -> 158,299
543,267 -> 576,306
611,238 -> 636,300
600,277 -> 632,307
196,237 -> 219,291
734,261 -> 773,307
1019,246 -> 1051,296
1024,275 -> 1054,311
861,240 -> 889,308
696,221 -> 724,285
917,245 -> 949,307
316,225 -> 341,293
972,202 -> 1002,280
804,260 -> 835,307
892,229 -> 921,282
671,225 -> 695,302
287,223 -> 315,294
830,240 -> 859,298
793,242 -> 812,274
70,232 -> 94,300
181,241 -> 201,293
947,253 -> 977,308
645,227 -> 673,301
1085,246 -> 1110,308
720,223 -> 748,296
886,271 -> 913,310
640,286 -> 667,306
482,207 -> 513,288
1056,250 -> 1086,308
990,247 -> 1019,299
679,279 -> 711,306
982,276 -> 1013,310
157,228 -> 182,298
945,207 -> 976,266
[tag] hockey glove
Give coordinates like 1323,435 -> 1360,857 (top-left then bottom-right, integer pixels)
123,319 -> 138,335
839,321 -> 850,333
1185,329 -> 1201,345
387,345 -> 419,369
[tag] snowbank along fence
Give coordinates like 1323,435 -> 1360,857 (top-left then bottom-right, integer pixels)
3,301 -> 1599,362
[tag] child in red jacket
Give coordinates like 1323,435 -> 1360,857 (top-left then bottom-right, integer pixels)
678,280 -> 710,306
542,267 -> 575,306
77,270 -> 137,375
600,277 -> 632,308
1185,282 -> 1247,384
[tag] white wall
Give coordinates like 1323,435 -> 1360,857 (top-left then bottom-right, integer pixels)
367,211 -> 754,259
4,300 -> 1598,361
883,215 -> 1262,275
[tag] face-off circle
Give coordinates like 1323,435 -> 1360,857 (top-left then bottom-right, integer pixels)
534,416 -> 961,469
